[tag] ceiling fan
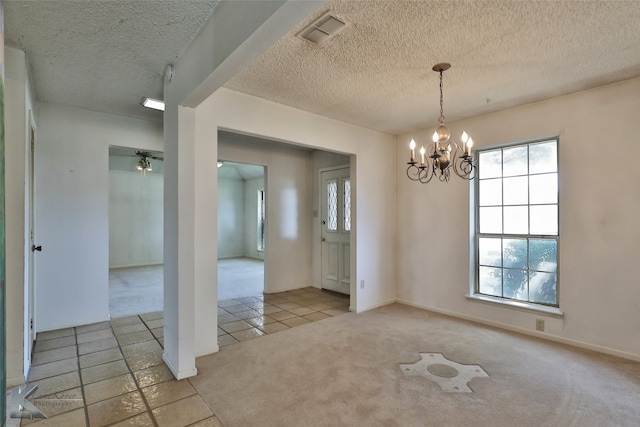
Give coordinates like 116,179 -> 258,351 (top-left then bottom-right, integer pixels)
135,150 -> 163,173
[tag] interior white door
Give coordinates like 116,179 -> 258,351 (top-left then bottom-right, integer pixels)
320,167 -> 351,294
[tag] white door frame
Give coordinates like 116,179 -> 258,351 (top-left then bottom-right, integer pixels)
25,111 -> 37,371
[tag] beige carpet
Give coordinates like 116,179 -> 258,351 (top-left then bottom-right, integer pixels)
190,304 -> 640,427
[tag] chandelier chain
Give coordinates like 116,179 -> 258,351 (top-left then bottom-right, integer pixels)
439,70 -> 445,126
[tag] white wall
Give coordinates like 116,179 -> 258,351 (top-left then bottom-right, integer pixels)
396,77 -> 640,360
244,176 -> 265,259
218,131 -> 314,292
217,177 -> 245,259
190,89 -> 396,362
5,46 -> 36,386
109,169 -> 163,268
36,103 -> 162,331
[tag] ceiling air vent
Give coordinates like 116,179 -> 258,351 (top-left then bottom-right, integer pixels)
298,13 -> 347,45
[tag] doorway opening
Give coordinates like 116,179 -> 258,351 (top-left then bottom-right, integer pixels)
108,146 -> 164,318
217,161 -> 265,301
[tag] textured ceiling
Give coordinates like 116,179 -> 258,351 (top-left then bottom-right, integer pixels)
225,0 -> 640,135
5,1 -> 640,134
5,0 -> 218,123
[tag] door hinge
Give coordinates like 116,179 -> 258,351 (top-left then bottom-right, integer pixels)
30,318 -> 34,330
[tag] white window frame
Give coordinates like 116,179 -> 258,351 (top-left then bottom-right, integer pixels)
467,137 -> 563,317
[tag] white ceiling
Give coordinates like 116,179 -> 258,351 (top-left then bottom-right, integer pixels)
218,161 -> 264,181
5,0 -> 218,123
6,1 -> 640,135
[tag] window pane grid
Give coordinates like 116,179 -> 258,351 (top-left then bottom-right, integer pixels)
475,139 -> 558,307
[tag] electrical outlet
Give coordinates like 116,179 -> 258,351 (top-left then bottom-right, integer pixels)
360,280 -> 365,289
536,319 -> 545,332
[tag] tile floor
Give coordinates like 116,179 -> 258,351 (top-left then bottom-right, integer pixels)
11,287 -> 349,426
217,287 -> 350,348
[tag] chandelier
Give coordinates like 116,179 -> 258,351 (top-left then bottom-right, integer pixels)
406,63 -> 476,183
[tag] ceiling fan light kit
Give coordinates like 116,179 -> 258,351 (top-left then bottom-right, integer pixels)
406,63 -> 476,183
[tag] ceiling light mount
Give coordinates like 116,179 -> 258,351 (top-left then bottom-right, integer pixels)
406,63 -> 476,183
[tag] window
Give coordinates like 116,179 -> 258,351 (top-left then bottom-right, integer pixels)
475,138 -> 558,306
257,190 -> 265,251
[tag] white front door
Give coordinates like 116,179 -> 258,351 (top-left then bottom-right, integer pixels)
320,167 -> 351,295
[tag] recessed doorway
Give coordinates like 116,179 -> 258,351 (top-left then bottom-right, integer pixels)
108,146 -> 164,318
217,161 -> 265,301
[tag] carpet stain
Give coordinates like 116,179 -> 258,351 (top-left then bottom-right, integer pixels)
400,353 -> 489,393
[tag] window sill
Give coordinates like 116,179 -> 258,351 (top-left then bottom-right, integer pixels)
465,294 -> 563,318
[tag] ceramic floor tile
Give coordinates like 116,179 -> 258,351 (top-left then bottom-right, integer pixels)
258,322 -> 290,334
28,357 -> 79,382
245,315 -> 276,327
307,303 -> 333,311
36,328 -> 75,342
34,335 -> 77,353
220,320 -> 252,334
223,304 -> 251,314
289,306 -> 316,316
109,412 -> 155,426
84,373 -> 138,405
20,407 -> 86,427
76,329 -> 114,344
110,316 -> 143,328
151,327 -> 164,339
139,311 -> 163,322
81,359 -> 130,385
79,347 -> 123,369
32,346 -> 77,366
275,302 -> 301,310
218,313 -> 240,324
216,327 -> 226,337
87,390 -> 146,426
322,308 -> 350,317
78,336 -> 119,355
141,379 -> 197,409
189,417 -> 225,427
116,330 -> 154,346
152,395 -> 213,427
230,328 -> 264,342
133,364 -> 174,388
268,311 -> 297,321
218,334 -> 239,347
125,350 -> 164,372
25,387 -> 84,421
237,296 -> 262,304
262,296 -> 287,305
231,309 -> 261,320
243,301 -> 266,310
304,312 -> 332,322
144,319 -> 163,330
262,305 -> 283,315
281,317 -> 312,328
113,323 -> 148,337
75,321 -> 111,335
217,300 -> 239,308
121,340 -> 162,358
33,371 -> 81,398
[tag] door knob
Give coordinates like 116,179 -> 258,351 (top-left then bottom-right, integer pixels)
32,245 -> 42,252
321,237 -> 326,242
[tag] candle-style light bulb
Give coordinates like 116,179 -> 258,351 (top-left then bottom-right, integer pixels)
461,131 -> 469,143
409,138 -> 416,162
466,137 -> 474,156
419,145 -> 426,165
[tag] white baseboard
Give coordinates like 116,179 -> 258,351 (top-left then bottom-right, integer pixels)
162,353 -> 198,380
355,298 -> 396,313
395,298 -> 640,363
